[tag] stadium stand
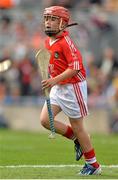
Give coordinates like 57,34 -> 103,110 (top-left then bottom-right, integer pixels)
0,0 -> 118,132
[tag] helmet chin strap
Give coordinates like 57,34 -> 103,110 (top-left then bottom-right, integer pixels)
45,30 -> 60,37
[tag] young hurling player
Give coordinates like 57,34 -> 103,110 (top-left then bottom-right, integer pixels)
40,6 -> 101,175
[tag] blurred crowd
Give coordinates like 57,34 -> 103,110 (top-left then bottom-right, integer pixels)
0,0 -> 118,131
0,0 -> 118,132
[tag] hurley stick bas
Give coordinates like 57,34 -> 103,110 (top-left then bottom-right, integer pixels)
35,49 -> 55,139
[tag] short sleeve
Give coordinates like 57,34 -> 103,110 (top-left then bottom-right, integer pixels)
62,36 -> 83,70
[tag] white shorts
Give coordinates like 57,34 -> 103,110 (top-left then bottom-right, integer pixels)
50,80 -> 89,119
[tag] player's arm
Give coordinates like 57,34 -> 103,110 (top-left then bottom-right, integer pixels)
42,68 -> 78,89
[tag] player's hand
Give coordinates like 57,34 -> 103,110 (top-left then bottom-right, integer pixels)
41,78 -> 57,89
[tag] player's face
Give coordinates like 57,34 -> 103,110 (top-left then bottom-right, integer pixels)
44,16 -> 60,33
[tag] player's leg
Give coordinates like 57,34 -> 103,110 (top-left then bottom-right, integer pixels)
40,103 -> 82,160
69,117 -> 92,151
40,103 -> 75,137
69,117 -> 101,175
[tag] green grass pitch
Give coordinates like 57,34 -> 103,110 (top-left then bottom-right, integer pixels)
0,129 -> 118,179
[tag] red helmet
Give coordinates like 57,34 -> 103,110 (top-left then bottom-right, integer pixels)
44,6 -> 70,23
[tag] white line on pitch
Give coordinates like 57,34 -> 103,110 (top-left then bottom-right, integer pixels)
0,165 -> 118,168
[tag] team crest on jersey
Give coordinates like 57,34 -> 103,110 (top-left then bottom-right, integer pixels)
54,52 -> 59,59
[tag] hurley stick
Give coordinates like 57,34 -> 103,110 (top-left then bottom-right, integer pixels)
35,49 -> 55,139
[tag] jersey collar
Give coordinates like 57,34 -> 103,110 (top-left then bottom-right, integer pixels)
55,31 -> 69,39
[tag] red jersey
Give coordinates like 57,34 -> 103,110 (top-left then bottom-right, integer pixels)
45,31 -> 86,84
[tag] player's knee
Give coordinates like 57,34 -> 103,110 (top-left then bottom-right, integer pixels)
40,116 -> 49,128
72,125 -> 86,136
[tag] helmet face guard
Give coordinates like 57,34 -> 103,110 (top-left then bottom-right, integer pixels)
43,6 -> 70,36
44,15 -> 61,37
44,29 -> 60,37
